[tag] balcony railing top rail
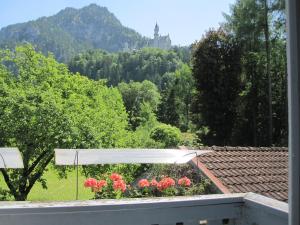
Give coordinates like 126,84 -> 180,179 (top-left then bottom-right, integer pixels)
0,193 -> 288,225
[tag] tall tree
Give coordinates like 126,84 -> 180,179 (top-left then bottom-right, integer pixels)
158,85 -> 180,127
223,0 -> 287,146
191,29 -> 241,145
263,0 -> 272,145
157,65 -> 194,131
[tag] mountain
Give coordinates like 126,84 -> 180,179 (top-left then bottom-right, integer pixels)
0,4 -> 149,62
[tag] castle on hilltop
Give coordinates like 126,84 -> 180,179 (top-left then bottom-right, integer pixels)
149,23 -> 172,50
122,23 -> 172,51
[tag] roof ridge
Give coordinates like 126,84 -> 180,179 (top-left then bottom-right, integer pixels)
197,146 -> 288,151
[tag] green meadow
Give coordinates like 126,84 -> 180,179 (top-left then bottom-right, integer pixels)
0,167 -> 94,201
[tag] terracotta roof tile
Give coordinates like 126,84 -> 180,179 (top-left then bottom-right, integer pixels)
193,146 -> 288,202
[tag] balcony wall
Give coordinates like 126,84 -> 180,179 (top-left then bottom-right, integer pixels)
0,193 -> 287,225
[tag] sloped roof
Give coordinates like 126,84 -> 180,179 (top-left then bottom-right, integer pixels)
189,146 -> 288,202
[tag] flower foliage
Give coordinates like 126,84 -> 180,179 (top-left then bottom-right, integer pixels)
97,180 -> 108,188
95,180 -> 108,191
150,179 -> 159,187
138,179 -> 150,188
178,177 -> 191,187
157,177 -> 175,191
84,173 -> 127,198
110,173 -> 123,181
84,173 -> 208,199
113,180 -> 126,192
84,178 -> 97,188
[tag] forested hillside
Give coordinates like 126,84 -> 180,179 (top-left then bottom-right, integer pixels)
68,48 -> 184,86
0,4 -> 148,62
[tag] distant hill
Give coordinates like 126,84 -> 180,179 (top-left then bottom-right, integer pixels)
0,4 -> 149,62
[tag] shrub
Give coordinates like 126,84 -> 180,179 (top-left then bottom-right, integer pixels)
181,132 -> 201,147
150,124 -> 181,147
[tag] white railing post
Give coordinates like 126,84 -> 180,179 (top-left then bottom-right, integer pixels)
286,0 -> 300,224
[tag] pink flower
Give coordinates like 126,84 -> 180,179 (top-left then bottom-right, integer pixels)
113,180 -> 126,192
157,177 -> 175,191
138,179 -> 150,188
97,180 -> 107,188
178,177 -> 191,187
92,179 -> 108,192
150,179 -> 159,187
110,173 -> 123,181
84,178 -> 97,188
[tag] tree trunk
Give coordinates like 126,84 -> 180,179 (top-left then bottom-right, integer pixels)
15,193 -> 28,201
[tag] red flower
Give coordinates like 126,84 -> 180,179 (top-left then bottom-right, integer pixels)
138,179 -> 150,188
84,178 -> 97,188
157,183 -> 162,190
113,180 -> 126,192
157,177 -> 175,191
150,179 -> 159,187
178,177 -> 191,187
97,180 -> 108,188
92,180 -> 108,192
110,173 -> 123,181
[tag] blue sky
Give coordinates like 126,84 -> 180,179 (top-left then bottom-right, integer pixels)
0,0 -> 236,46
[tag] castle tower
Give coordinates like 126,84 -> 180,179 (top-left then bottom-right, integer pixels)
151,22 -> 171,50
154,22 -> 159,38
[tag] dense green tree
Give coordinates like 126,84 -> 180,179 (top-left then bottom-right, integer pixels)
172,65 -> 195,130
223,0 -> 287,146
150,124 -> 181,148
118,80 -> 161,130
158,72 -> 178,127
191,29 -> 241,145
0,45 -> 129,200
171,46 -> 191,64
158,86 -> 180,128
158,65 -> 194,131
69,48 -> 194,132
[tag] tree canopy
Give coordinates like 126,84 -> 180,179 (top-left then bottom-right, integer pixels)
191,29 -> 242,145
68,48 -> 183,86
223,0 -> 287,146
117,80 -> 161,130
0,45 -> 129,200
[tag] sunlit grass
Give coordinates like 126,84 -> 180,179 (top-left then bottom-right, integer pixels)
0,166 -> 94,201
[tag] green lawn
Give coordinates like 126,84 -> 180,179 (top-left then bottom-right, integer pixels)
0,167 -> 94,201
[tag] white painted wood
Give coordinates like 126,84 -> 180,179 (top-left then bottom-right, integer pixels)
0,148 -> 23,168
207,220 -> 223,225
54,148 -> 211,165
180,222 -> 198,225
0,193 -> 289,225
0,194 -> 244,225
242,193 -> 288,225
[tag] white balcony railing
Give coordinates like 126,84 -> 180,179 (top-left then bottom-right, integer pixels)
0,193 -> 287,225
